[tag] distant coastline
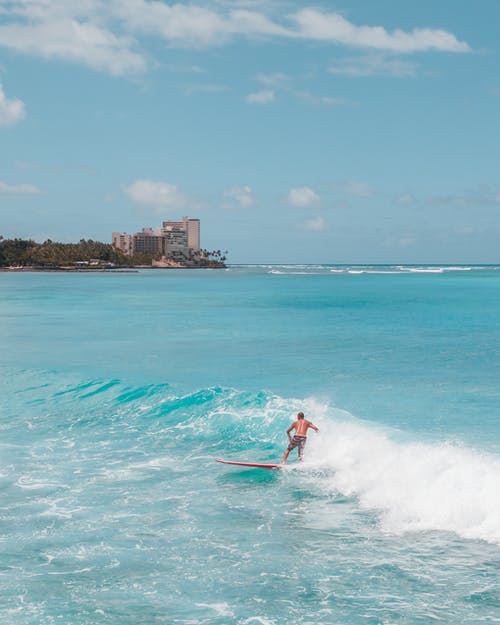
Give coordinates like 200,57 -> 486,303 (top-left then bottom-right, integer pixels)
0,266 -> 139,272
0,237 -> 226,271
0,263 -> 226,272
0,264 -> 224,272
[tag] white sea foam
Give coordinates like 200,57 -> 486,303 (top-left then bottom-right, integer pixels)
413,268 -> 444,273
268,270 -> 318,275
128,456 -> 176,470
16,475 -> 67,491
241,618 -> 277,625
304,416 -> 500,544
398,266 -> 470,273
39,498 -> 82,519
394,266 -> 476,273
195,603 -> 235,617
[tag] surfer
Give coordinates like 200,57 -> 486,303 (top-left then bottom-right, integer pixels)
282,412 -> 319,464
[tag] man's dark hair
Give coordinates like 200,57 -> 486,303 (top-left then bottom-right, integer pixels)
297,412 -> 304,419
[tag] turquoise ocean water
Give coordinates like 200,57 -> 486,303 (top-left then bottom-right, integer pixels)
1,265 -> 500,624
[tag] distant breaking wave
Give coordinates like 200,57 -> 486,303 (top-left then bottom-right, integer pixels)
247,265 -> 500,276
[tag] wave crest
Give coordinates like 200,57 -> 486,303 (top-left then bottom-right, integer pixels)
307,419 -> 500,544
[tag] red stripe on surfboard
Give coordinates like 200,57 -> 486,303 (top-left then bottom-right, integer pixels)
216,459 -> 282,469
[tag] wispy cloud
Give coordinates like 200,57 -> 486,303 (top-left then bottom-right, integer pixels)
0,2 -> 471,76
252,72 -> 344,106
245,89 -> 275,104
0,82 -> 25,126
295,91 -> 346,106
0,181 -> 41,194
288,187 -> 320,208
342,180 -> 374,198
124,179 -> 198,214
396,193 -> 417,205
256,73 -> 290,88
328,54 -> 419,78
303,216 -> 327,232
427,187 -> 500,207
291,9 -> 470,53
223,185 -> 255,207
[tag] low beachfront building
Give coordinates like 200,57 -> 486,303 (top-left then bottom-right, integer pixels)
132,228 -> 163,256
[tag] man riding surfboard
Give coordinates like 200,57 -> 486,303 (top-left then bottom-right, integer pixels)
282,411 -> 319,464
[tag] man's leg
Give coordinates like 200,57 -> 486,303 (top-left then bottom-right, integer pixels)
298,439 -> 306,462
282,448 -> 290,464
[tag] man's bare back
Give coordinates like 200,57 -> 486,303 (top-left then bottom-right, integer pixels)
292,418 -> 316,437
282,411 -> 319,464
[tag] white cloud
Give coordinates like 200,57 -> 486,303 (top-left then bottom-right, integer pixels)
288,187 -> 320,208
124,179 -> 192,213
114,3 -> 290,46
303,216 -> 327,232
0,181 -> 41,194
171,7 -> 286,45
223,185 -> 255,208
291,9 -> 470,53
0,13 -> 146,76
0,2 -> 470,76
246,89 -> 275,104
0,83 -> 25,126
123,4 -> 470,52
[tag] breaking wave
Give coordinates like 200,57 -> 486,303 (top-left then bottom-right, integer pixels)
306,416 -> 500,544
6,370 -> 500,546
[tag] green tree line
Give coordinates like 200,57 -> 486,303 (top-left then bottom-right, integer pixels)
0,237 -> 227,268
0,237 -> 152,267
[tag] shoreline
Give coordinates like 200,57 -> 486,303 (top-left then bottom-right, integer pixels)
0,264 -> 226,272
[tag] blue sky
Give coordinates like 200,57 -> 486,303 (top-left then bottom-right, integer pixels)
0,0 -> 499,263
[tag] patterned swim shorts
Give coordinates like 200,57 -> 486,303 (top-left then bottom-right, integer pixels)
287,435 -> 307,455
